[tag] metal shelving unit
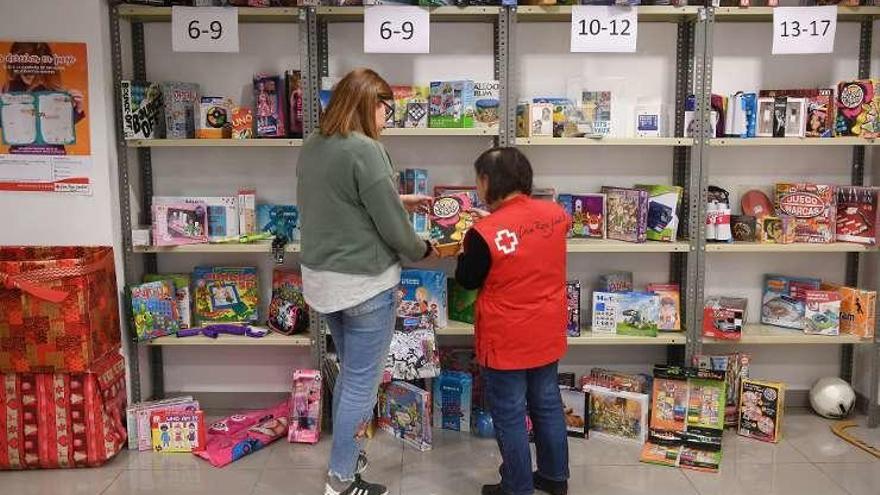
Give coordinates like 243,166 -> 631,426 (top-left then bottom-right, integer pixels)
108,3 -> 879,426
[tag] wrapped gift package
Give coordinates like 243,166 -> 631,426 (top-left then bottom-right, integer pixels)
0,246 -> 121,372
0,351 -> 127,469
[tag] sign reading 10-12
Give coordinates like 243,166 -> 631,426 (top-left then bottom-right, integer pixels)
772,6 -> 837,55
570,6 -> 638,53
364,6 -> 430,54
172,6 -> 240,53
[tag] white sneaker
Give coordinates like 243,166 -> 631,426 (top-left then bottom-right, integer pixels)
324,475 -> 388,495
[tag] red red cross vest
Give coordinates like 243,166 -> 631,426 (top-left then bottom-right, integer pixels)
471,195 -> 569,370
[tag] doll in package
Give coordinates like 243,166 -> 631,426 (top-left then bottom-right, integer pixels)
254,74 -> 286,138
288,369 -> 322,444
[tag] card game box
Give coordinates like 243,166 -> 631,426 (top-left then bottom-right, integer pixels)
836,186 -> 879,245
738,378 -> 785,444
602,187 -> 649,243
775,183 -> 836,243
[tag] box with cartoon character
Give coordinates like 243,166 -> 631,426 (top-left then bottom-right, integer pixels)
378,381 -> 432,451
430,192 -> 476,256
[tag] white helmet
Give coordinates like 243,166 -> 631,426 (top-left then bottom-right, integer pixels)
809,377 -> 856,419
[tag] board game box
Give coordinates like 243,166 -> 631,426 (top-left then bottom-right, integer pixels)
126,396 -> 199,451
432,370 -> 472,432
192,266 -> 260,325
566,280 -> 581,337
775,183 -> 836,243
256,204 -> 300,241
160,81 -> 199,139
822,282 -> 876,339
143,273 -> 192,329
738,378 -> 785,444
757,215 -> 796,244
836,186 -> 879,245
399,269 -> 447,329
602,187 -> 649,243
568,194 -> 606,239
598,271 -> 633,293
761,274 -> 821,330
583,385 -> 649,444
616,292 -> 660,337
561,386 -> 589,438
121,80 -> 163,139
686,378 -> 726,431
804,290 -> 841,336
448,279 -> 477,324
153,196 -> 238,242
289,369 -> 322,444
429,80 -> 475,128
591,291 -> 620,334
835,79 -> 880,138
152,202 -> 209,246
378,381 -> 432,451
474,80 -> 500,129
702,296 -> 747,341
636,184 -> 683,242
151,410 -> 206,453
130,280 -> 180,342
693,353 -> 752,427
647,283 -> 681,331
430,192 -> 475,256
197,96 -> 233,139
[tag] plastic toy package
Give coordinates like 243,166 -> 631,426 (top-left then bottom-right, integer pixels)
254,74 -> 286,137
192,266 -> 260,325
288,369 -> 322,444
267,269 -> 308,335
378,381 -> 432,451
195,401 -> 290,468
256,204 -> 300,241
130,280 -> 181,342
285,70 -> 303,137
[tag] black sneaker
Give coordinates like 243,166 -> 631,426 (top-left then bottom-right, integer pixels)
481,483 -> 512,495
533,472 -> 568,495
324,475 -> 388,495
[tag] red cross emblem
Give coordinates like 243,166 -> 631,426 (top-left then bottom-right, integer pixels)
494,229 -> 519,255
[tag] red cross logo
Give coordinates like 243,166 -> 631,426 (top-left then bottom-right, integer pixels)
494,229 -> 519,255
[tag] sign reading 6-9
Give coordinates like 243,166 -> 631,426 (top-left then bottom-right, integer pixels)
365,6 -> 430,54
172,6 -> 240,53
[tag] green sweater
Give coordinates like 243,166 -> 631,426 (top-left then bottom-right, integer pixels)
296,132 -> 427,275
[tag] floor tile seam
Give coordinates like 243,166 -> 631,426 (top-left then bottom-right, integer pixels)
97,469 -> 125,495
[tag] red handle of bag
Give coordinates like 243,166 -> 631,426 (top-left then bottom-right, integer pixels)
0,272 -> 70,303
0,249 -> 113,303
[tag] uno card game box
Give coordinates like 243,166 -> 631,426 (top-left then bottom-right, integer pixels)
836,186 -> 879,245
775,183 -> 836,243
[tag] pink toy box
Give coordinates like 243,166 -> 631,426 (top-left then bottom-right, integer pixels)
288,369 -> 322,444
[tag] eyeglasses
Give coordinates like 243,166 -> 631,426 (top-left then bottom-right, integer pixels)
381,99 -> 395,122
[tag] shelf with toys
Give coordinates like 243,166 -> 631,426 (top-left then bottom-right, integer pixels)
515,5 -> 700,23
710,137 -> 880,147
515,137 -> 693,147
317,5 -> 502,22
437,321 -> 687,346
705,242 -> 875,253
148,331 -> 312,347
381,127 -> 499,137
703,324 -> 867,345
713,5 -> 880,23
118,4 -> 302,23
132,242 -> 301,254
126,138 -> 305,148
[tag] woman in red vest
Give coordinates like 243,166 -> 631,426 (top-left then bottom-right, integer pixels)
456,147 -> 570,495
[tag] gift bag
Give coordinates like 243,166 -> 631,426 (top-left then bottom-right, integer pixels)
0,246 -> 120,372
195,400 -> 290,468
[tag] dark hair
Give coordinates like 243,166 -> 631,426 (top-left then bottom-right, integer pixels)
474,147 -> 533,204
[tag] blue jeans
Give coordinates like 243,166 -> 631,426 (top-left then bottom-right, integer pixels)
324,287 -> 397,482
484,361 -> 570,495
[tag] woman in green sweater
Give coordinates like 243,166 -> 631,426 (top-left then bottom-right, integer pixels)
296,68 -> 435,495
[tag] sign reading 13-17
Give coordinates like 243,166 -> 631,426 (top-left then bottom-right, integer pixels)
570,6 -> 638,53
364,6 -> 430,54
772,6 -> 837,55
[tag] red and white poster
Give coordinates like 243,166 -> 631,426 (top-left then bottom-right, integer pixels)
0,41 -> 92,194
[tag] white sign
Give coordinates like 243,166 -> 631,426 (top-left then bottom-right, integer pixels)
172,6 -> 240,53
570,6 -> 638,53
364,6 -> 430,54
772,6 -> 837,55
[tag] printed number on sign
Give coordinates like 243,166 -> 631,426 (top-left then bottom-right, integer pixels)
188,20 -> 223,40
380,21 -> 415,41
577,18 -> 632,37
570,6 -> 638,53
171,6 -> 240,53
364,6 -> 429,54
771,6 -> 837,55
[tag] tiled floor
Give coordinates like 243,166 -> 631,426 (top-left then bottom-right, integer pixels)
1,409 -> 878,495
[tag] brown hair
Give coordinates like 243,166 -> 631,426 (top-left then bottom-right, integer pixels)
320,68 -> 392,140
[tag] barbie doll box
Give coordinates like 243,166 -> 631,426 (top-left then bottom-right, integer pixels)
288,369 -> 322,444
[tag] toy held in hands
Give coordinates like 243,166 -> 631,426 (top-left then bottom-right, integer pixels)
430,192 -> 475,256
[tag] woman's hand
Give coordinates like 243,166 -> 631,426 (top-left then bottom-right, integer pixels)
400,194 -> 433,214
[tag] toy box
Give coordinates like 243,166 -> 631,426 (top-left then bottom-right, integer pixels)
430,192 -> 475,256
762,274 -> 821,330
403,85 -> 429,128
126,396 -> 199,451
192,266 -> 260,325
835,79 -> 880,138
432,371 -> 472,432
649,371 -> 688,433
404,169 -> 430,237
568,193 -> 606,239
152,202 -> 209,246
567,280 -> 581,337
197,96 -> 233,139
121,80 -> 163,139
448,278 -> 477,324
528,102 -> 554,137
702,296 -> 747,340
693,353 -> 752,428
583,385 -> 649,444
581,91 -> 612,136
256,204 -> 300,241
591,291 -> 620,334
560,386 -> 589,438
473,80 -> 500,129
647,283 -> 681,331
598,271 -> 633,293
616,292 -> 660,337
602,187 -> 649,243
130,280 -> 180,342
144,273 -> 192,329
532,97 -> 577,137
760,88 -> 835,138
154,196 -> 238,242
757,215 -> 795,244
804,290 -> 841,336
254,74 -> 286,137
687,377 -> 726,431
583,368 -> 650,394
429,80 -> 475,128
387,270 -> 444,381
635,185 -> 682,242
822,282 -> 876,339
738,378 -> 785,444
238,188 -> 256,236
267,269 -> 309,335
635,103 -> 665,138
285,70 -> 303,137
151,410 -> 206,453
160,81 -> 199,139
731,215 -> 757,242
399,269 -> 447,329
289,369 -> 322,444
775,183 -> 836,243
836,186 -> 880,245
231,107 -> 254,139
378,381 -> 432,451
